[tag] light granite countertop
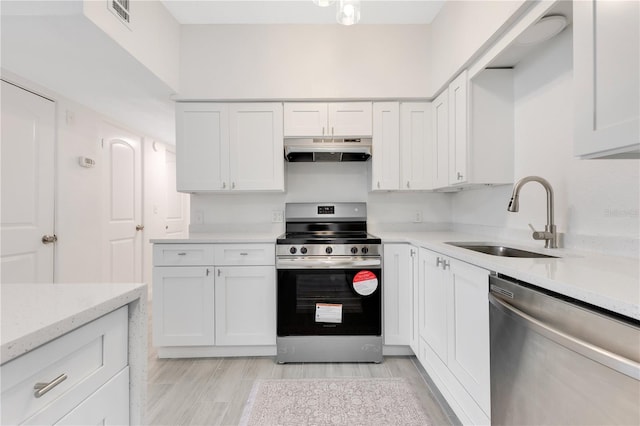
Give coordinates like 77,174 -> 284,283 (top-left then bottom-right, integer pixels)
150,231 -> 281,244
1,282 -> 147,364
380,231 -> 640,321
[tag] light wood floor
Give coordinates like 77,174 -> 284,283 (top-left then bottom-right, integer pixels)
146,317 -> 459,425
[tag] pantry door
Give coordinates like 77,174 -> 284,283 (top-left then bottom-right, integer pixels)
0,80 -> 55,283
102,123 -> 142,283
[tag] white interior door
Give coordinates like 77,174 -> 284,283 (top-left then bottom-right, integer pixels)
164,148 -> 189,238
102,123 -> 142,283
1,80 -> 55,283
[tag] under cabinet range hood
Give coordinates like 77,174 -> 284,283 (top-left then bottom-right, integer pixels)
284,138 -> 372,162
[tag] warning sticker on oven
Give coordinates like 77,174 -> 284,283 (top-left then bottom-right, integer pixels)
315,303 -> 343,323
353,270 -> 378,296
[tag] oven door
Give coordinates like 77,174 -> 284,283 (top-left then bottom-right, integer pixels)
277,258 -> 382,337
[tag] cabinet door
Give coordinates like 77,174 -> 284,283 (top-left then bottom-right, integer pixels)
215,266 -> 276,346
229,103 -> 284,191
283,103 -> 327,137
382,244 -> 411,346
372,102 -> 400,191
153,266 -> 215,346
448,71 -> 468,185
54,368 -> 129,426
418,249 -> 448,363
328,102 -> 373,137
400,102 -> 432,190
176,103 -> 229,191
447,260 -> 490,415
432,90 -> 449,189
574,0 -> 639,158
408,246 -> 419,354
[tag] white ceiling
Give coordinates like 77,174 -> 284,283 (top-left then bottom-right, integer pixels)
161,0 -> 445,25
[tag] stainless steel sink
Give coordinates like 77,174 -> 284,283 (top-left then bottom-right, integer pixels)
445,242 -> 558,258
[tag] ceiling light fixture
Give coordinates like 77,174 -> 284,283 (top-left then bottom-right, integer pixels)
515,15 -> 568,46
337,0 -> 361,26
313,0 -> 335,6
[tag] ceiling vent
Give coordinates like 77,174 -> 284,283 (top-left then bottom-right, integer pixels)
109,0 -> 130,24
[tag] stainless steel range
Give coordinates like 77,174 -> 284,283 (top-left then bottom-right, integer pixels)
276,202 -> 383,363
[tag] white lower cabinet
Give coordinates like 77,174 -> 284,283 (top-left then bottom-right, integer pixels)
382,244 -> 413,347
2,307 -> 129,426
416,248 -> 490,425
153,266 -> 215,347
214,266 -> 276,346
152,243 -> 276,357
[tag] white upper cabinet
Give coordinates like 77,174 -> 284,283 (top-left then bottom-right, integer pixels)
574,0 -> 640,159
372,102 -> 400,190
371,102 -> 432,191
284,102 -> 372,138
176,103 -> 229,192
432,89 -> 449,189
448,71 -> 468,185
400,102 -> 433,190
176,102 -> 284,192
229,103 -> 284,191
435,69 -> 514,189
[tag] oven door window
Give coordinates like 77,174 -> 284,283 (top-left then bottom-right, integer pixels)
277,268 -> 382,336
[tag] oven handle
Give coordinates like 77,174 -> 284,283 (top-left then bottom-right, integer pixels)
276,257 -> 382,269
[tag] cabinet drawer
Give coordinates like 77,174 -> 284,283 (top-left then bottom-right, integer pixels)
52,367 -> 129,426
214,244 -> 275,266
1,306 -> 128,426
153,244 -> 215,266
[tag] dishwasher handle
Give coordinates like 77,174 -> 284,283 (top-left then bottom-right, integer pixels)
489,293 -> 640,380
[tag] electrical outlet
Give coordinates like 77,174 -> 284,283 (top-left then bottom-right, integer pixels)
272,210 -> 284,223
413,210 -> 423,223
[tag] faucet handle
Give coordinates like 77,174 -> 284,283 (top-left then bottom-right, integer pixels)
529,223 -> 552,240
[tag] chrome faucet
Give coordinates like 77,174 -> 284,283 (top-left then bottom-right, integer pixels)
507,176 -> 558,248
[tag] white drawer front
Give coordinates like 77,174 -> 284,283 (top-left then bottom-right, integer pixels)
52,367 -> 129,426
1,306 -> 128,426
153,244 -> 215,266
214,244 -> 275,266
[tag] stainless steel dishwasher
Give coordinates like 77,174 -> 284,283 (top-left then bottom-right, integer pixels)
489,274 -> 640,425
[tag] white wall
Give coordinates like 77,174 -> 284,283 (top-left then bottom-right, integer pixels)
451,28 -> 639,256
428,0 -> 527,94
179,24 -> 430,99
189,162 -> 452,234
55,97 -> 105,282
83,0 -> 181,91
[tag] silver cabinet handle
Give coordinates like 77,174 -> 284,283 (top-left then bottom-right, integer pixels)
442,259 -> 450,270
457,172 -> 464,181
222,182 -> 226,189
42,234 -> 57,244
239,252 -> 248,256
232,182 -> 236,189
436,257 -> 444,267
177,252 -> 187,256
34,373 -> 67,398
206,268 -> 211,276
406,181 -> 410,189
136,225 -> 144,231
217,269 -> 221,277
377,181 -> 380,189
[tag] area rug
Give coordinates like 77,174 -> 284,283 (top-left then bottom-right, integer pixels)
239,378 -> 432,426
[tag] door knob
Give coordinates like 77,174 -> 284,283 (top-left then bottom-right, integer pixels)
42,234 -> 57,244
136,225 -> 144,231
